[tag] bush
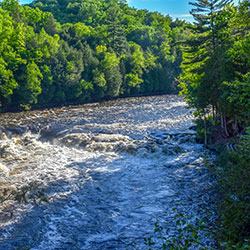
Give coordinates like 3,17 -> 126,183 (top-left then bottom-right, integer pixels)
216,128 -> 250,248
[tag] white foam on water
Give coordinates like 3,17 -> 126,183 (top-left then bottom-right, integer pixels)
0,96 -> 218,249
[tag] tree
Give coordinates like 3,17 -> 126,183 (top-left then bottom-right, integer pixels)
220,0 -> 250,129
179,0 -> 233,139
106,6 -> 128,56
0,7 -> 25,107
19,61 -> 43,105
101,52 -> 122,97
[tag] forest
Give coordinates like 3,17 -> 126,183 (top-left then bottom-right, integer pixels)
0,0 -> 250,248
0,0 -> 187,111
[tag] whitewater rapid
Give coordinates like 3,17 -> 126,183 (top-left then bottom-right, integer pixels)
0,95 -> 217,249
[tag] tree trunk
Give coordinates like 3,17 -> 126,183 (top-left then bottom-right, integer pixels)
204,116 -> 208,145
220,112 -> 224,129
233,118 -> 238,135
224,114 -> 229,137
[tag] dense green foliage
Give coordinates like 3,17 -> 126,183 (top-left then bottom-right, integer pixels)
0,0 -> 187,111
216,129 -> 250,249
179,0 -> 250,137
178,0 -> 250,248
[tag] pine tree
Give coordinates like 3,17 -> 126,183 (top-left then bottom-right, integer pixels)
106,6 -> 128,56
179,0 -> 233,141
179,0 -> 232,114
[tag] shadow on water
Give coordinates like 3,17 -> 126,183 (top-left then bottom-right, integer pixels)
0,95 -> 217,250
0,155 -> 163,249
0,156 -> 120,248
0,146 -> 217,250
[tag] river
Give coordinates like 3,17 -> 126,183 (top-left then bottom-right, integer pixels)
0,95 -> 217,249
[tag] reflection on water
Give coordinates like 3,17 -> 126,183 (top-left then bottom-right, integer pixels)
0,95 -> 217,249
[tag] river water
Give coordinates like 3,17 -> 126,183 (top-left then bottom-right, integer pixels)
0,95 -> 217,249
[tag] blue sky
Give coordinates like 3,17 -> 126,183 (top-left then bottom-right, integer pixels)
127,0 -> 239,22
128,0 -> 193,22
18,0 -> 240,22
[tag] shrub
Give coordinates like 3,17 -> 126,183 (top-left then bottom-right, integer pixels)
216,128 -> 250,248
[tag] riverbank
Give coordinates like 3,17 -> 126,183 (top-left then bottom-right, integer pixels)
195,120 -> 250,249
0,92 -> 178,114
215,132 -> 250,249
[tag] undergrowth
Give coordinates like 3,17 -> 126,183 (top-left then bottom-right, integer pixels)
215,128 -> 250,249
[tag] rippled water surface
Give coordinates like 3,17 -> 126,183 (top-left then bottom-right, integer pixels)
0,95 -> 217,249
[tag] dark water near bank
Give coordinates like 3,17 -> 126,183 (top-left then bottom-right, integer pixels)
0,95 -> 217,249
